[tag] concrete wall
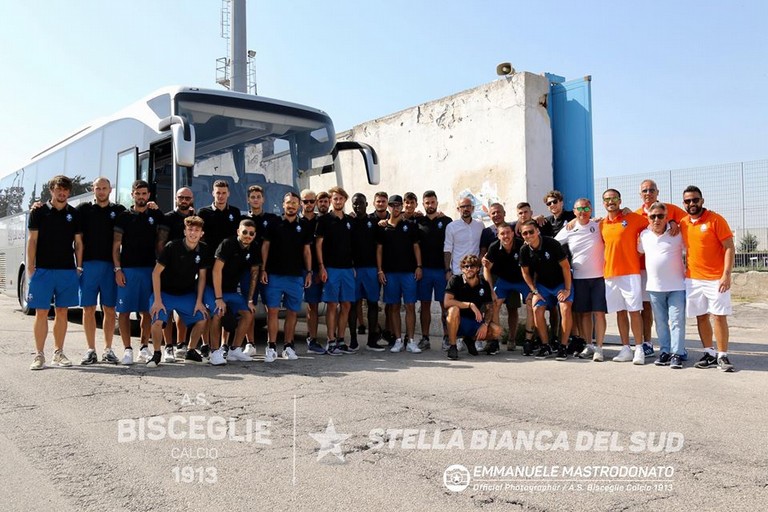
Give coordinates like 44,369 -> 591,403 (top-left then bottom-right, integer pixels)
310,72 -> 554,219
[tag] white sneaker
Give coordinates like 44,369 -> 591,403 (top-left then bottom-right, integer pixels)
138,347 -> 151,364
578,344 -> 595,359
475,340 -> 486,352
633,346 -> 645,365
122,348 -> 134,365
227,347 -> 253,362
457,339 -> 466,352
390,339 -> 404,353
242,343 -> 258,357
210,349 -> 227,366
593,348 -> 604,362
163,346 -> 176,363
282,346 -> 299,360
612,345 -> 633,362
264,347 -> 278,363
406,340 -> 422,353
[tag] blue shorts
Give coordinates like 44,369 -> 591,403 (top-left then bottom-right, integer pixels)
79,260 -> 118,307
264,274 -> 304,312
203,287 -> 249,316
494,277 -> 529,302
151,292 -> 206,326
322,268 -> 356,303
304,274 -> 323,303
354,267 -> 380,302
383,272 -> 417,305
534,283 -> 574,308
27,268 -> 79,309
116,267 -> 153,313
417,268 -> 447,302
458,316 -> 483,338
572,277 -> 607,313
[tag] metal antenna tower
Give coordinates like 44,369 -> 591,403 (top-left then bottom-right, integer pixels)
216,0 -> 257,94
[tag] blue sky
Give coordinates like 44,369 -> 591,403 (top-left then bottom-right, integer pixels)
1,0 -> 766,177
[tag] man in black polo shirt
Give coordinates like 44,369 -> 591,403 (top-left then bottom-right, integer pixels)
239,184 -> 280,356
261,192 -> 313,363
347,193 -> 385,352
113,180 -> 167,365
76,176 -> 125,365
543,190 -> 576,236
376,194 -> 423,354
444,254 -> 501,361
205,219 -> 261,364
157,186 -> 195,357
483,222 -> 536,354
300,189 -> 323,349
316,186 -> 356,355
27,175 -> 83,370
519,220 -> 573,360
415,190 -> 452,350
198,180 -> 242,264
148,216 -> 211,367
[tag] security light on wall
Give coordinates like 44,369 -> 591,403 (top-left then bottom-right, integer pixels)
496,62 -> 515,76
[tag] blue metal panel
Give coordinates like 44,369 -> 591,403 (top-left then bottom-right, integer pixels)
546,74 -> 594,207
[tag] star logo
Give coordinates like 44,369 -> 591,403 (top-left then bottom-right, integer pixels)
309,419 -> 351,462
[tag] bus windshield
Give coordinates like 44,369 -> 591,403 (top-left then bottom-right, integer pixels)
175,94 -> 335,214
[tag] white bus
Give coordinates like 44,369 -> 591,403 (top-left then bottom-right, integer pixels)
0,86 -> 379,313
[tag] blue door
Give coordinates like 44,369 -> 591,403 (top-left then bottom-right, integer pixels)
547,74 -> 594,205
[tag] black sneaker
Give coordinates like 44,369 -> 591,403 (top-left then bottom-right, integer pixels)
382,330 -> 396,347
555,345 -> 567,361
447,345 -> 459,360
146,351 -> 162,368
694,353 -> 717,369
184,349 -> 205,364
417,336 -> 431,350
535,344 -> 552,359
466,337 -> 478,356
199,344 -> 211,358
485,340 -> 500,355
337,340 -> 354,354
81,350 -> 98,365
357,325 -> 367,335
566,336 -> 586,356
522,340 -> 534,356
654,352 -> 672,366
717,355 -> 735,372
669,354 -> 683,369
349,340 -> 360,352
365,341 -> 385,352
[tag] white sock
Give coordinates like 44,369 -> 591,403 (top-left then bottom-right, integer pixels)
718,351 -> 727,358
705,347 -> 717,356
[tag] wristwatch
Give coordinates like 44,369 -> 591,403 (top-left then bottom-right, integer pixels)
114,266 -> 122,273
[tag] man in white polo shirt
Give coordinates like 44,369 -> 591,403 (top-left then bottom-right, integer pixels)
638,202 -> 687,369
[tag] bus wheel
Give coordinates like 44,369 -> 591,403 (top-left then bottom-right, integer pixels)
18,268 -> 33,316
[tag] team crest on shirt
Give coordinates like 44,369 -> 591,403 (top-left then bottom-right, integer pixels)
403,225 -> 408,232
346,222 -> 351,230
110,211 -> 116,219
621,220 -> 628,228
514,253 -> 519,260
296,225 -> 302,232
195,255 -> 201,264
590,226 -> 595,233
229,213 -> 234,221
246,253 -> 251,260
66,213 -> 72,222
148,217 -> 155,225
367,221 -> 372,228
700,224 -> 708,232
263,220 -> 268,227
544,251 -> 550,260
438,221 -> 444,229
479,289 -> 485,296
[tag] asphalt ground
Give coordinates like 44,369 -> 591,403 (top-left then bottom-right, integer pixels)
1,293 -> 766,512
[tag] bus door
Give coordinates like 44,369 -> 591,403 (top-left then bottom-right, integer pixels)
147,138 -> 174,212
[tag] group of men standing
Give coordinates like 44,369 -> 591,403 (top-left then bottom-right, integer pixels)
26,175 -> 737,373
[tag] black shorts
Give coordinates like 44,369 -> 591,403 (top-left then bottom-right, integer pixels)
572,277 -> 607,313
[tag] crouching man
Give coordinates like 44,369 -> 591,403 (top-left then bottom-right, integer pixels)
444,254 -> 502,360
148,216 -> 211,367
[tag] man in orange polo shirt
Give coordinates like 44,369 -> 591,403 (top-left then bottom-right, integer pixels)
635,179 -> 687,350
680,186 -> 735,372
600,189 -> 650,364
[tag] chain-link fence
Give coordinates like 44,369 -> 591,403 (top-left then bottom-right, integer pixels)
595,159 -> 768,258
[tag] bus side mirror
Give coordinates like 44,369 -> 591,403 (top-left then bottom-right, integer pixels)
332,141 -> 380,185
159,115 -> 196,167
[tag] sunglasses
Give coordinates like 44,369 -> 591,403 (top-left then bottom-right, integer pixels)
575,206 -> 591,212
520,230 -> 536,236
241,230 -> 256,236
461,265 -> 478,269
641,188 -> 657,194
649,214 -> 665,220
603,197 -> 620,203
546,199 -> 560,206
302,199 -> 316,204
683,198 -> 701,205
